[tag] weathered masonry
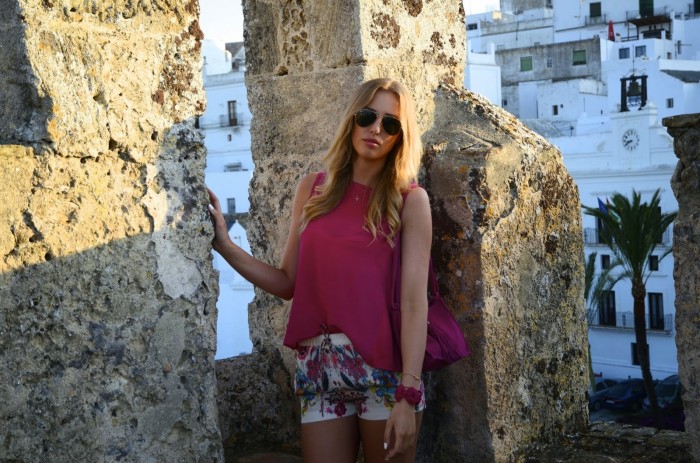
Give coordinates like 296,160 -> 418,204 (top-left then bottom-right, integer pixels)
664,113 -> 700,463
0,2 -> 223,461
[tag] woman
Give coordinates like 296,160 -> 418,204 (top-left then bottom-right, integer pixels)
208,78 -> 431,462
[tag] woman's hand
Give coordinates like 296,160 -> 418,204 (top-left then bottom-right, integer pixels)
384,399 -> 417,460
207,188 -> 233,254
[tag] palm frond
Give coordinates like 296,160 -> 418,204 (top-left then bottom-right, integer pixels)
583,189 -> 677,286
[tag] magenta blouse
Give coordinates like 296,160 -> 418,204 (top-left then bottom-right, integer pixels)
283,173 -> 402,371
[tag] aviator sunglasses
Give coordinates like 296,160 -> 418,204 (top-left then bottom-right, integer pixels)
354,108 -> 402,136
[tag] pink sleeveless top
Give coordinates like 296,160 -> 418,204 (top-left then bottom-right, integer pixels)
283,172 -> 402,371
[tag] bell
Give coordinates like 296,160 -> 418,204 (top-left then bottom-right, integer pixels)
627,80 -> 641,97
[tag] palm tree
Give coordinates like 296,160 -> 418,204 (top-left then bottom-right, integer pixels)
583,189 -> 677,427
583,252 -> 623,388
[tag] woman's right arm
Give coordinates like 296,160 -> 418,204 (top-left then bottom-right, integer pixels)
207,173 -> 317,300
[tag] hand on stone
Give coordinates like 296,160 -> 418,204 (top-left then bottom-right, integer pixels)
207,187 -> 233,254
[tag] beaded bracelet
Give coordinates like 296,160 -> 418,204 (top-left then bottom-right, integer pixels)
395,384 -> 422,406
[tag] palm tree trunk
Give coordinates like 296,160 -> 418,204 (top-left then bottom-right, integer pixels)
632,279 -> 660,427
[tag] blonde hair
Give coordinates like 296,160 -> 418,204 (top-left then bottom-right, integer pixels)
300,78 -> 423,244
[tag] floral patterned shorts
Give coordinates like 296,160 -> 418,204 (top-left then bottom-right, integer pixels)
294,332 -> 426,423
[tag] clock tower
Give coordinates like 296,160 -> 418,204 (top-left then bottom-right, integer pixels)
621,128 -> 640,152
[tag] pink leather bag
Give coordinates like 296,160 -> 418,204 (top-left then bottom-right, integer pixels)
390,241 -> 471,372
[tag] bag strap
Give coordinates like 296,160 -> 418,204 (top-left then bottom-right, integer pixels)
391,195 -> 440,310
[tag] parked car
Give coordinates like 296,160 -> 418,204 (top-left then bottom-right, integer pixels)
601,378 -> 647,412
589,378 -> 619,411
643,374 -> 683,410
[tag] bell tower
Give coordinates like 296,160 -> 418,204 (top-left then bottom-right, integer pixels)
620,74 -> 648,112
500,0 -> 552,13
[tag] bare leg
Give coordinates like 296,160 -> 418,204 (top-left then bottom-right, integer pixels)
359,412 -> 423,463
301,414 -> 360,463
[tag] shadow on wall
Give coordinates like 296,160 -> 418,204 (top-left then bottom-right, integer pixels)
0,121 -> 222,461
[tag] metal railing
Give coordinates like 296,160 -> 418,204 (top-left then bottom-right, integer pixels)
197,113 -> 246,130
585,14 -> 607,26
626,7 -> 671,20
587,309 -> 674,332
583,228 -> 672,246
583,227 -> 600,245
219,114 -> 239,127
642,29 -> 671,40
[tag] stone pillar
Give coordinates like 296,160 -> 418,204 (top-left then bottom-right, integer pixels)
0,2 -> 223,461
664,113 -> 700,462
419,84 -> 588,461
228,0 -> 588,461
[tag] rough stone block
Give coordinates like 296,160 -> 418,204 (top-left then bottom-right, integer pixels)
418,84 -> 588,461
0,2 -> 222,461
664,112 -> 700,463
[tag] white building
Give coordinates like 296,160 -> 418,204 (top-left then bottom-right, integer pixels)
466,0 -> 700,380
201,39 -> 254,358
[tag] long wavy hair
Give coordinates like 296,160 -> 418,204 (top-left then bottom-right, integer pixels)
300,78 -> 423,245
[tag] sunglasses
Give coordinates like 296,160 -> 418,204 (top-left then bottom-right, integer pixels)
354,108 -> 402,136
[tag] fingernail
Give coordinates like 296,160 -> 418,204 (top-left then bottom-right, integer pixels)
383,442 -> 388,450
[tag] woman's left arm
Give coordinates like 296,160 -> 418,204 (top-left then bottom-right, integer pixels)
384,186 -> 432,459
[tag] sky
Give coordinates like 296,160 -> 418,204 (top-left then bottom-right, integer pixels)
199,0 -> 500,43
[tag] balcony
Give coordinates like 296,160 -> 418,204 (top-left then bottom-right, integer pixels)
585,14 -> 607,26
583,227 -> 601,245
583,228 -> 672,246
587,309 -> 674,333
626,7 -> 671,21
219,113 -> 240,128
197,113 -> 246,130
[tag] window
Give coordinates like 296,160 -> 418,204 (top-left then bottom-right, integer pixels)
635,45 -> 647,58
599,291 -> 616,326
649,255 -> 659,271
467,23 -> 478,31
195,117 -> 200,129
656,206 -> 664,243
520,56 -> 533,72
228,100 -> 238,126
546,57 -> 553,68
226,198 -> 236,214
552,105 -> 558,116
601,254 -> 611,269
648,293 -> 664,330
619,48 -> 630,59
573,49 -> 587,65
589,2 -> 602,17
666,98 -> 674,108
596,217 -> 606,244
640,0 -> 654,17
227,134 -> 232,142
502,99 -> 508,106
631,342 -> 649,366
224,162 -> 244,172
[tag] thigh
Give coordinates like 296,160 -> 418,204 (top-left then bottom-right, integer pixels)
359,412 -> 423,463
301,415 -> 360,463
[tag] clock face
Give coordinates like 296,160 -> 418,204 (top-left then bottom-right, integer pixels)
621,128 -> 640,151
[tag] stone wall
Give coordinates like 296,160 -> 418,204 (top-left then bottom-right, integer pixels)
216,0 -> 589,461
664,113 -> 700,462
418,84 -> 588,461
0,2 -> 223,461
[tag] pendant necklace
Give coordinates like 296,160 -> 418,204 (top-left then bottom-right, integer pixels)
354,184 -> 369,202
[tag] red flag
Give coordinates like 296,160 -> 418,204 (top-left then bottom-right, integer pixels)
608,20 -> 615,41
